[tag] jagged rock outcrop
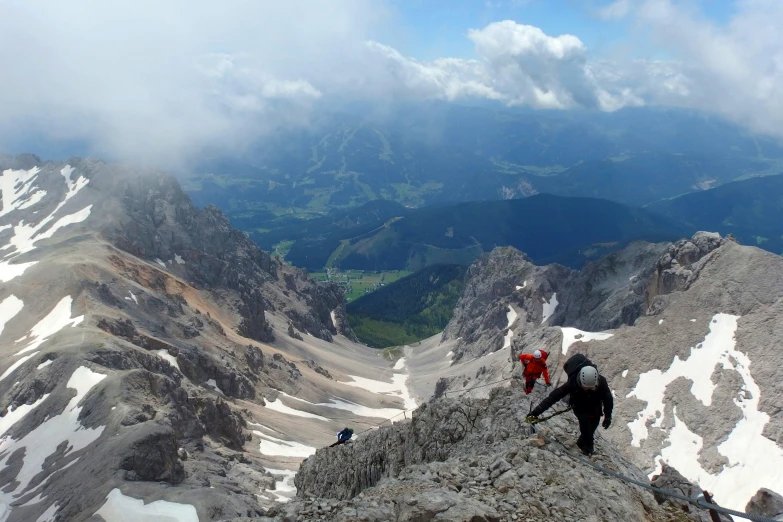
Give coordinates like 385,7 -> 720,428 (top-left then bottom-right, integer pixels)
646,231 -> 732,303
746,489 -> 783,520
651,464 -> 731,522
442,240 -> 670,362
254,388 -> 710,522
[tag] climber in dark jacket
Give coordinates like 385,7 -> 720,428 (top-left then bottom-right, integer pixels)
527,354 -> 613,456
330,427 -> 354,447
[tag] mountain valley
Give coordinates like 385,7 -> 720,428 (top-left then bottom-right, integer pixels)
0,155 -> 781,522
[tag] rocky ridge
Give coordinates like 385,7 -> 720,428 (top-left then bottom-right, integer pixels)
421,231 -> 783,513
0,155 -> 382,522
247,387 -> 726,522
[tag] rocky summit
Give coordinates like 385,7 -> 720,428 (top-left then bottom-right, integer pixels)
0,153 -> 781,522
403,230 -> 783,516
255,388 -> 728,522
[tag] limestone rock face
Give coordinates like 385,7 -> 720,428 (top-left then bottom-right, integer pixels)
746,489 -> 783,519
0,155 -> 360,521
255,388 -> 712,522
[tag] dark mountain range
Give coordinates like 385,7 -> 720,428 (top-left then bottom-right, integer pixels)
346,264 -> 467,348
254,194 -> 686,271
647,174 -> 783,255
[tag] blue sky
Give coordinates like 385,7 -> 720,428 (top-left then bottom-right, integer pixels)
388,0 -> 739,61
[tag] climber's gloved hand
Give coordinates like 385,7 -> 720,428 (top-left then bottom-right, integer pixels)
602,417 -> 612,429
545,382 -> 552,388
525,415 -> 540,424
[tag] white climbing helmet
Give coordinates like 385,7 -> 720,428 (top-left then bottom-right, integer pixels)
578,366 -> 599,390
533,350 -> 542,359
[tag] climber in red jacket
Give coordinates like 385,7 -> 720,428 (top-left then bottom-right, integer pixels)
519,349 -> 551,394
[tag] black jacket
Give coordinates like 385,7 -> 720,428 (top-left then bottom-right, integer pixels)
530,375 -> 613,419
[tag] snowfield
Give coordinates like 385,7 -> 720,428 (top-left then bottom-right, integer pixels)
627,313 -> 783,511
0,296 -> 83,382
95,488 -> 198,522
255,428 -> 317,458
541,293 -> 558,324
0,366 -> 107,520
0,166 -> 92,283
559,327 -> 613,356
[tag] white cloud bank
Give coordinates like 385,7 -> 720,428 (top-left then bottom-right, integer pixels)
0,0 -> 780,164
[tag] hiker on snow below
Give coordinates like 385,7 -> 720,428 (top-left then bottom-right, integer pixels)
519,349 -> 551,394
527,354 -> 613,456
330,427 -> 354,447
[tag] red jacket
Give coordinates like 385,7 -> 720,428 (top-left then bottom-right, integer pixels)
519,351 -> 551,384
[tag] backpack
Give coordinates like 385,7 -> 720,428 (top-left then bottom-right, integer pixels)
563,354 -> 597,382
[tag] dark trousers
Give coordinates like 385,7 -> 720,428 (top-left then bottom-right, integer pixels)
575,412 -> 601,455
330,439 -> 347,448
524,378 -> 537,394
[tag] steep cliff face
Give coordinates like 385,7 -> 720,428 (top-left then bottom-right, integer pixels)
0,155 -> 375,522
441,240 -> 670,363
259,388 -> 715,522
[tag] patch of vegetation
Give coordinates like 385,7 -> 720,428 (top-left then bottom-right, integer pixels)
311,269 -> 411,302
347,264 -> 467,348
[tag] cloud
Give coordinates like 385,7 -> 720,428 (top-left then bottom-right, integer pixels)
0,0 -> 384,166
0,0 -> 781,165
597,0 -> 633,20
633,0 -> 783,138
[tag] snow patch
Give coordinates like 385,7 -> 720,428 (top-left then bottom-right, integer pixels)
0,167 -> 43,218
0,393 -> 51,437
541,293 -> 558,324
344,374 -> 400,395
391,358 -> 417,410
0,295 -> 24,338
264,468 -> 297,503
0,367 -> 106,517
560,327 -> 613,356
320,398 -> 406,420
35,503 -> 58,522
502,329 -> 514,350
95,488 -> 199,522
446,351 -> 454,360
265,395 -> 328,421
254,430 -> 316,458
174,254 -> 185,264
128,291 -> 138,304
155,350 -> 179,370
516,280 -> 527,290
0,353 -> 37,381
690,319 -> 696,322
658,319 -> 664,325
330,310 -> 338,330
629,313 -> 783,511
155,258 -> 166,268
505,305 -> 517,329
205,379 -> 223,395
0,166 -> 91,283
622,369 -> 628,378
14,296 -> 83,356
